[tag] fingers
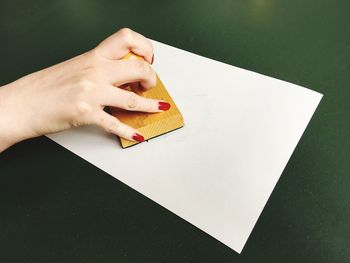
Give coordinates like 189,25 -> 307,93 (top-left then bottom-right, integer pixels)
95,28 -> 153,63
100,85 -> 171,113
93,111 -> 145,142
101,59 -> 157,90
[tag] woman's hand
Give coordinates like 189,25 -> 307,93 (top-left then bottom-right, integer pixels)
0,28 -> 170,152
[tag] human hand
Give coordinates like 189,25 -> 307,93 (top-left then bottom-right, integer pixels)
0,28 -> 170,152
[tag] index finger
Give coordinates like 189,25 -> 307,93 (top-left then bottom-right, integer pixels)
100,85 -> 171,113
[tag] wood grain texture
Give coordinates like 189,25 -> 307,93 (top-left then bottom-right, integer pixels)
110,53 -> 184,148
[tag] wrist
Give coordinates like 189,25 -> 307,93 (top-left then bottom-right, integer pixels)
0,82 -> 27,152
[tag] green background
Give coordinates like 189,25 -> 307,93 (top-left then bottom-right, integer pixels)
0,0 -> 349,262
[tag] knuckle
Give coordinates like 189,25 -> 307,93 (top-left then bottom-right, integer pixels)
76,79 -> 95,94
105,120 -> 120,133
134,60 -> 151,77
73,101 -> 92,120
126,92 -> 138,109
105,122 -> 115,133
117,28 -> 134,42
105,126 -> 113,133
70,80 -> 96,121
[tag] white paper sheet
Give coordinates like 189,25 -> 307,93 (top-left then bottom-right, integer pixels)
47,40 -> 322,253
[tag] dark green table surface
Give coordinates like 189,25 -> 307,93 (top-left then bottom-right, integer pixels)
0,0 -> 349,262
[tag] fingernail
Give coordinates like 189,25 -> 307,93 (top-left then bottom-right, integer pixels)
151,54 -> 154,64
158,101 -> 171,111
132,133 -> 144,142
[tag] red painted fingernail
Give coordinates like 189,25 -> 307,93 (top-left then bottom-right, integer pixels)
132,133 -> 144,142
151,54 -> 154,64
158,101 -> 171,111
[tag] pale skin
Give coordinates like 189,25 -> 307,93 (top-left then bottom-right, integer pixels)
0,28 -> 171,153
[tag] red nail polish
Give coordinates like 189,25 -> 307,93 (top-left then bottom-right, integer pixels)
151,54 -> 154,64
158,101 -> 171,111
132,133 -> 144,142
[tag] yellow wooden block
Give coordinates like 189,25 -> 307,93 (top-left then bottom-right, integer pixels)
110,53 -> 184,148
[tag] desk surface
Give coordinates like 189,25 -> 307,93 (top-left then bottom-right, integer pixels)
0,0 -> 349,262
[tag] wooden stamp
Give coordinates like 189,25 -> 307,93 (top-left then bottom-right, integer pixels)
110,53 -> 184,148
